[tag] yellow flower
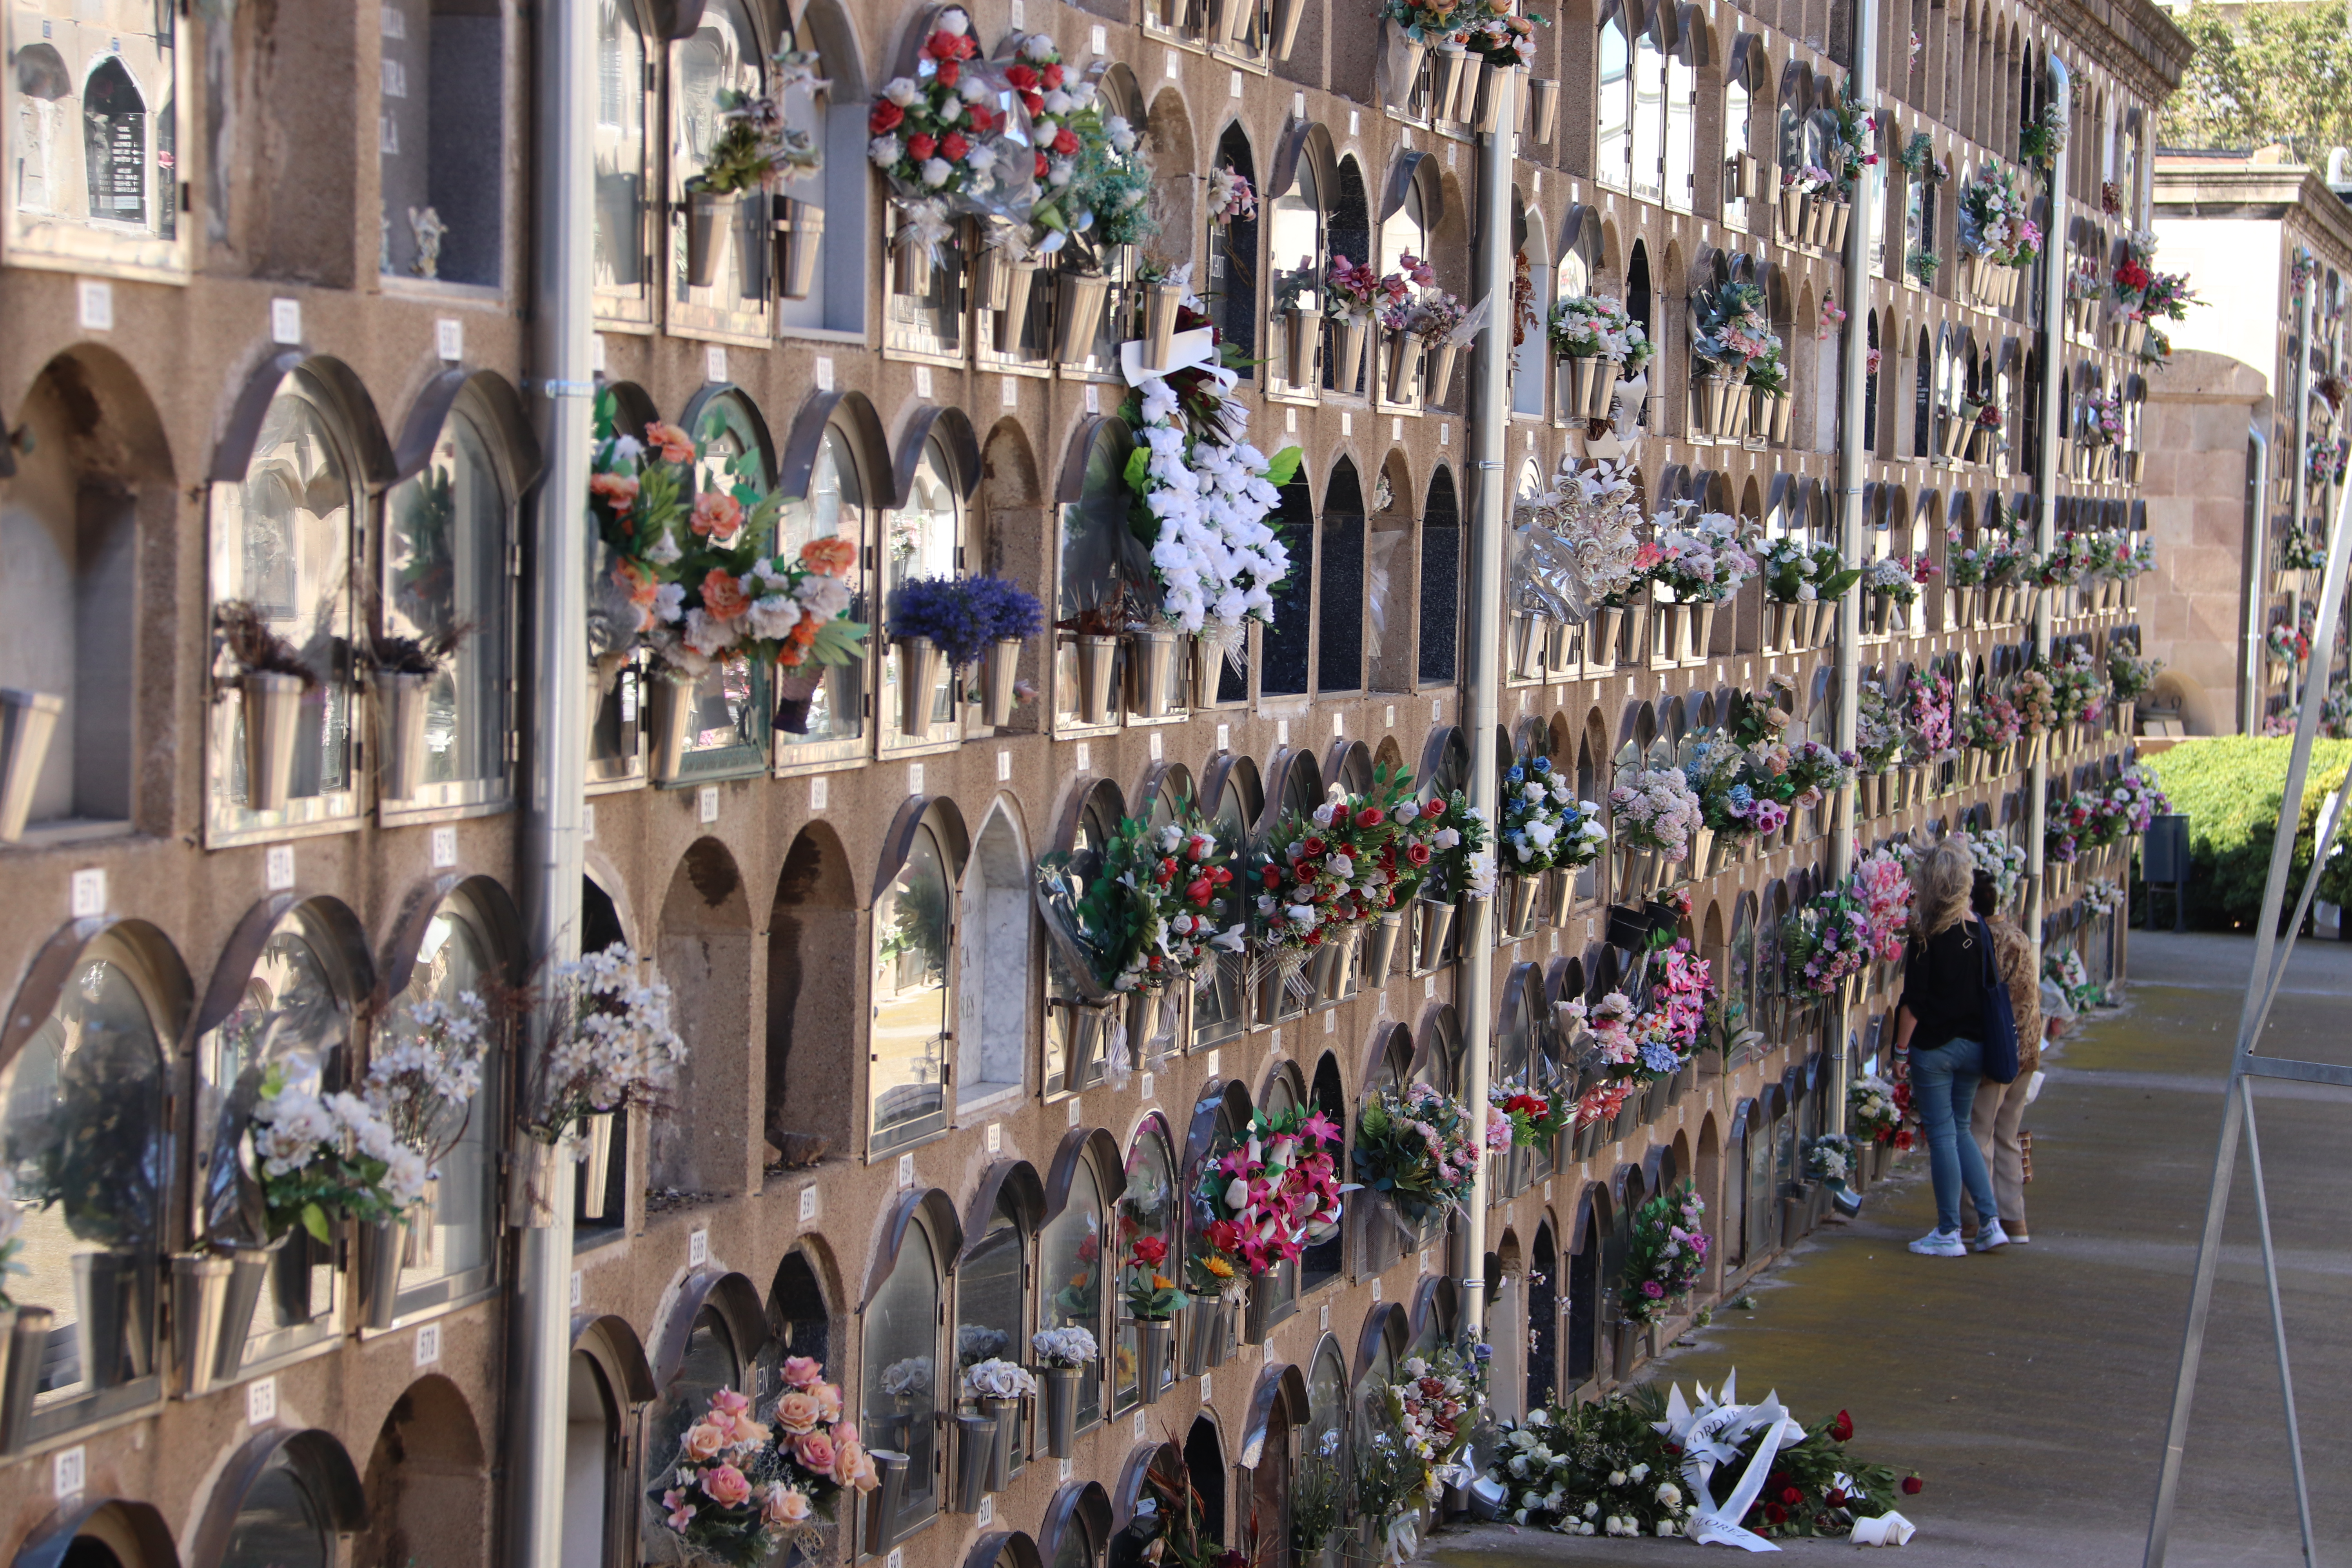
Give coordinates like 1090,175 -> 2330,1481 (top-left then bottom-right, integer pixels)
1203,1255 -> 1236,1279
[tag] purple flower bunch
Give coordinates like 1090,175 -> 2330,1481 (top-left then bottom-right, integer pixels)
887,574 -> 1043,668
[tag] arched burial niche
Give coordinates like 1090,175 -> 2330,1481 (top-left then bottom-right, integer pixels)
641,1269 -> 771,1556
356,1374 -> 489,1568
767,821 -> 858,1165
0,348 -> 174,837
0,917 -> 189,1436
956,800 -> 1033,1111
561,1315 -> 655,1568
655,838 -> 755,1192
191,1428 -> 367,1568
773,392 -> 881,762
5,1497 -> 177,1568
377,876 -> 520,1316
864,1189 -> 961,1547
870,798 -> 969,1154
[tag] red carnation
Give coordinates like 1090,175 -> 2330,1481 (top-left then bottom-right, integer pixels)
1356,806 -> 1384,828
939,130 -> 969,162
1901,1475 -> 1924,1496
1826,1488 -> 1849,1507
1829,1409 -> 1853,1442
1406,841 -> 1432,866
907,131 -> 936,161
1035,150 -> 1050,177
1052,125 -> 1081,156
1041,62 -> 1065,88
1005,64 -> 1040,90
936,58 -> 961,87
869,101 -> 904,134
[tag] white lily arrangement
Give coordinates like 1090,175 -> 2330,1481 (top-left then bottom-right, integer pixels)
1126,367 -> 1303,644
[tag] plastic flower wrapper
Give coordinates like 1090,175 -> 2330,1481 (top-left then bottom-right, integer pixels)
1510,454 -> 1646,622
649,1357 -> 874,1568
1037,805 -> 1242,1000
1194,1103 -> 1345,1276
1353,1082 -> 1481,1221
1617,1180 -> 1707,1326
866,10 -> 1037,253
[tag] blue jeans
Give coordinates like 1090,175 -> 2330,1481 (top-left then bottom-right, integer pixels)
1909,1035 -> 2002,1235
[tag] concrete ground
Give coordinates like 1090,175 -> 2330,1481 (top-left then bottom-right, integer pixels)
1427,930 -> 2352,1567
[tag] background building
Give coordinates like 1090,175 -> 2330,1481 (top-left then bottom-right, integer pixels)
0,0 -> 2178,1565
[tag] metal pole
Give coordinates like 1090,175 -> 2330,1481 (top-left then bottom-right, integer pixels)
2146,463 -> 2352,1568
2027,57 -> 2070,947
2244,427 -> 2270,735
2236,1080 -> 2317,1568
508,2 -> 593,1565
2293,280 -> 2310,552
1457,60 -> 1516,1350
1827,0 -> 1879,1138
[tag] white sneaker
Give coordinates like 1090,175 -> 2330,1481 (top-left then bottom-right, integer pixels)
1975,1221 -> 2011,1252
1909,1229 -> 1967,1257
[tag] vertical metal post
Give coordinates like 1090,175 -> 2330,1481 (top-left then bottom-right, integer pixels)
2236,1080 -> 2317,1568
509,2 -> 593,1565
1828,0 -> 1879,1136
2028,58 -> 2071,946
1457,60 -> 1517,1349
2244,427 -> 2270,735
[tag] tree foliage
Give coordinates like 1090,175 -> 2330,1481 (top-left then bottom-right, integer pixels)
2158,3 -> 2352,160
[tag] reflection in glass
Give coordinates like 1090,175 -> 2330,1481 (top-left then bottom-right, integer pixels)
220,1450 -> 331,1568
884,438 -> 961,743
871,826 -> 951,1150
1597,19 -> 1632,188
594,0 -> 649,299
1039,1162 -> 1104,1428
640,1308 -> 741,1550
1115,1126 -> 1176,1405
0,956 -> 165,1405
775,428 -> 867,748
673,0 -> 765,312
1632,33 -> 1666,202
863,1222 -> 941,1530
208,380 -> 358,835
383,410 -> 509,799
385,905 -> 495,1306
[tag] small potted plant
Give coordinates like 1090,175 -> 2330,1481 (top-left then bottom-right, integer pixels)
1031,1325 -> 1097,1457
1058,592 -> 1130,727
214,600 -> 318,813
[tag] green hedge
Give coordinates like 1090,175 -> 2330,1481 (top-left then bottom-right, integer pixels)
2138,738 -> 2352,931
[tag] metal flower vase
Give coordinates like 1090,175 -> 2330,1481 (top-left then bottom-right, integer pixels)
1186,637 -> 1220,706
975,1396 -> 1018,1490
1053,269 -> 1111,364
1527,76 -> 1561,142
1281,305 -> 1318,387
1426,341 -> 1461,405
1129,628 -> 1179,718
376,671 -> 432,801
1330,313 -> 1370,394
170,1252 -> 233,1397
1589,605 -> 1624,668
1142,281 -> 1187,371
1503,873 -> 1540,935
1073,635 -> 1120,725
773,197 -> 824,300
896,636 -> 944,736
1693,373 -> 1730,439
0,688 -> 62,844
72,1250 -> 154,1392
955,1413 -> 998,1512
684,191 -> 736,289
1685,601 -> 1716,662
1268,0 -> 1307,58
580,1111 -> 617,1219
211,1234 -> 286,1387
1826,200 -> 1850,252
993,260 -> 1042,353
0,1310 -> 48,1453
1040,1366 -> 1081,1457
355,1218 -> 404,1331
1415,897 -> 1456,970
1382,29 -> 1428,112
1431,44 -> 1473,120
1363,912 -> 1405,987
867,1450 -> 912,1552
1469,60 -> 1509,132
1385,330 -> 1425,403
240,670 -> 307,812
1183,1299 -> 1221,1374
644,673 -> 695,784
1134,1319 -> 1171,1404
980,638 -> 1022,727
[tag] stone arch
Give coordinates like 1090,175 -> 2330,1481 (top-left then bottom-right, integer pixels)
1146,86 -> 1198,248
356,1375 -> 490,1568
659,836 -> 756,1192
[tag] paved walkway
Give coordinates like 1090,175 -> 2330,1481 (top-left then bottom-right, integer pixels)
1429,930 -> 2352,1566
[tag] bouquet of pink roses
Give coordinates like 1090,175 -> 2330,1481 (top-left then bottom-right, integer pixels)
650,1358 -> 877,1568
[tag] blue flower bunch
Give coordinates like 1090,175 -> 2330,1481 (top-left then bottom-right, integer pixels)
887,575 -> 1045,668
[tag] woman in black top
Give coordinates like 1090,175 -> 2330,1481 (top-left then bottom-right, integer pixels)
1891,838 -> 2007,1256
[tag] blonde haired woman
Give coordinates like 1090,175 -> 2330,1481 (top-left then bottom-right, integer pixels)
1891,838 -> 2008,1257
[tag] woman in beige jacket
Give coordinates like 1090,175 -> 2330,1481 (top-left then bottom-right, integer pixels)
1967,871 -> 2042,1242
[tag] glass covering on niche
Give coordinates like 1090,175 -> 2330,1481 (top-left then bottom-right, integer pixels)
197,913 -> 352,1358
774,427 -> 867,755
956,1197 -> 1027,1457
671,0 -> 771,334
863,1220 -> 941,1533
220,1450 -> 334,1568
593,0 -> 653,323
1114,1126 -> 1176,1406
656,396 -> 774,780
1038,1161 -> 1105,1429
641,1307 -> 743,1553
382,409 -> 511,807
378,0 -> 505,287
386,902 -> 497,1310
870,822 -> 952,1151
882,437 -> 961,746
0,952 -> 167,1416
207,380 -> 360,842
4,1 -> 183,274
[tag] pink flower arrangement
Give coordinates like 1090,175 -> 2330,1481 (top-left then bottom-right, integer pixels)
1200,1105 -> 1344,1277
650,1359 -> 874,1568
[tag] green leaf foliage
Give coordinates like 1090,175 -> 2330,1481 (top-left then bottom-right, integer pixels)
2161,2 -> 2352,161
2137,737 -> 2352,931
